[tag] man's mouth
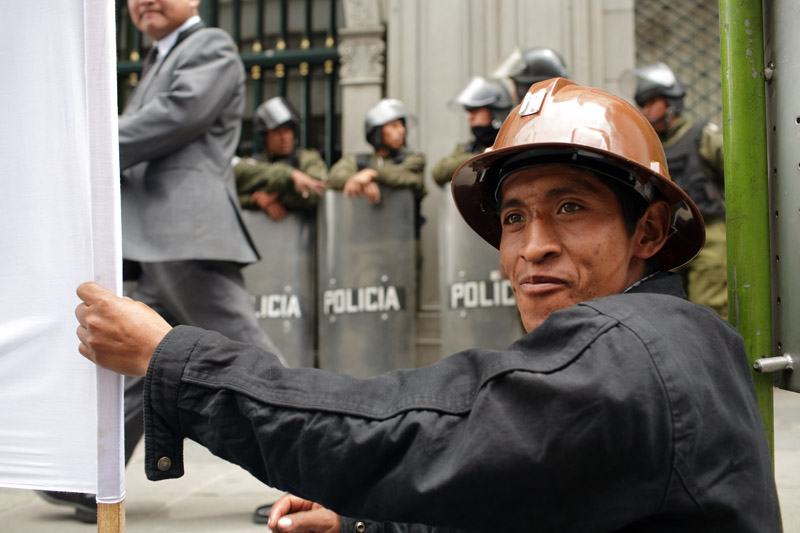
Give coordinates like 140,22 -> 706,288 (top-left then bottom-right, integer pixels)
517,275 -> 568,295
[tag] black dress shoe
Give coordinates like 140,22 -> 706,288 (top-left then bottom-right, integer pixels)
36,490 -> 98,524
252,503 -> 273,524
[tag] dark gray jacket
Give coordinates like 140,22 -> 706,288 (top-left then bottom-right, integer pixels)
142,273 -> 781,532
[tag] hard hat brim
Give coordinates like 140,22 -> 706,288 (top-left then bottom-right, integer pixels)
451,142 -> 705,272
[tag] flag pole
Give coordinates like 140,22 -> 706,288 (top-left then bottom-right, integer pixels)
98,501 -> 126,533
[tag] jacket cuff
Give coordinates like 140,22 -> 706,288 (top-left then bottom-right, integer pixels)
143,325 -> 206,481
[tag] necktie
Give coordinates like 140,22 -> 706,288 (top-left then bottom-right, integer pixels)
141,47 -> 159,79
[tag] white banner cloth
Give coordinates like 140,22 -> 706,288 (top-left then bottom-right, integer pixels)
0,1 -> 125,501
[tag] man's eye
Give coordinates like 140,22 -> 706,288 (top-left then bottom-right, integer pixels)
502,212 -> 523,226
559,202 -> 582,214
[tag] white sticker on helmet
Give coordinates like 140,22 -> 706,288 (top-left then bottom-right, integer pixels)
518,88 -> 546,116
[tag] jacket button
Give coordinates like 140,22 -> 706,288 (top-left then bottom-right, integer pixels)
157,456 -> 172,471
355,521 -> 366,532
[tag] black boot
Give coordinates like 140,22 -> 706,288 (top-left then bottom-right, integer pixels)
252,503 -> 273,524
36,491 -> 97,524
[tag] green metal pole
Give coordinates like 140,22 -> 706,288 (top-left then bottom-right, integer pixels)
718,0 -> 774,455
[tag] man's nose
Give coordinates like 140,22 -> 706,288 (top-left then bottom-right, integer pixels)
519,218 -> 561,263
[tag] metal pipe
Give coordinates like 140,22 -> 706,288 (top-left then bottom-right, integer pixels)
300,0 -> 313,148
325,0 -> 338,166
719,0 -> 774,454
232,0 -> 241,45
256,0 -> 264,43
753,355 -> 794,373
198,0 -> 218,27
276,0 -> 288,96
279,0 -> 288,44
251,0 -> 266,155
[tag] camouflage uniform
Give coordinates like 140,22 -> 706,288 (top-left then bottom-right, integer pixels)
234,147 -> 326,211
327,150 -> 426,201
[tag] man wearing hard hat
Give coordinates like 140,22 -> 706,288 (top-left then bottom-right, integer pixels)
74,78 -> 781,532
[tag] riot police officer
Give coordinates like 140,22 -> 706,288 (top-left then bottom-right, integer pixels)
326,98 -> 425,206
237,97 -> 327,525
623,62 -> 727,318
234,96 -> 326,220
432,76 -> 513,186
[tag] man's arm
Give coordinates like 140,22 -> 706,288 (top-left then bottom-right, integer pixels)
299,148 -> 328,182
75,282 -> 170,376
267,494 -> 468,533
75,283 -> 673,531
375,153 -> 426,197
235,159 -> 294,200
325,155 -> 358,189
431,146 -> 472,187
283,149 -> 327,209
134,311 -> 671,531
235,150 -> 326,211
326,155 -> 380,202
118,30 -> 243,170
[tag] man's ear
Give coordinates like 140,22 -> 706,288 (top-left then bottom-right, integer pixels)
633,200 -> 670,261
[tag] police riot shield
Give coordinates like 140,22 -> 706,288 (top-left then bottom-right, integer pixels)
317,188 -> 417,377
439,191 -> 522,356
241,209 -> 317,368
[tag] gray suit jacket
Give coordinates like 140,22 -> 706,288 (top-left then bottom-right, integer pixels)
119,24 -> 258,263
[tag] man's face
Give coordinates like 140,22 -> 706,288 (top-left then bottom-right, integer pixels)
467,107 -> 493,128
128,0 -> 199,41
265,125 -> 296,157
640,96 -> 669,133
499,166 -> 643,332
380,119 -> 406,151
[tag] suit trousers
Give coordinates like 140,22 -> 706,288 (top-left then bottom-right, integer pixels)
124,259 -> 284,464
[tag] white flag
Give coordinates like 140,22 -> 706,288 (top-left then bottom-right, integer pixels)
0,0 -> 124,502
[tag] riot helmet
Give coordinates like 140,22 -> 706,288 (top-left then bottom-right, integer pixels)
494,47 -> 569,101
455,76 -> 514,127
255,96 -> 300,132
624,62 -> 686,106
451,77 -> 704,271
621,62 -> 686,126
365,98 -> 409,150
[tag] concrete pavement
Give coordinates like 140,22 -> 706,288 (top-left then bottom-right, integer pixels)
1,387 -> 798,532
0,440 -> 283,532
775,387 -> 800,532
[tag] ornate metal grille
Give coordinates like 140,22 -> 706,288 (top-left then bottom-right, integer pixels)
634,0 -> 723,127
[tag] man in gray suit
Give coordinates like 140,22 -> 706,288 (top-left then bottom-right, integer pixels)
38,0 -> 280,522
121,0 -> 283,458
120,0 -> 277,353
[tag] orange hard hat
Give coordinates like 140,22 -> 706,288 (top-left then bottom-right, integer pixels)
451,77 -> 705,271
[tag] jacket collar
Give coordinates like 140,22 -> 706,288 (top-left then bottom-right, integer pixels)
625,271 -> 686,299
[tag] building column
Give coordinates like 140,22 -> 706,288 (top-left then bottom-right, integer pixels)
338,0 -> 385,155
